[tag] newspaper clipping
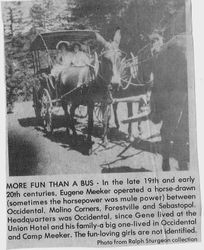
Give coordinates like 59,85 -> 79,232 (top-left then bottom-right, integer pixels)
2,0 -> 201,249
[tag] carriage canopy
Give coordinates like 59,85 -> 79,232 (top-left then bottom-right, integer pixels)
30,30 -> 97,51
30,30 -> 98,74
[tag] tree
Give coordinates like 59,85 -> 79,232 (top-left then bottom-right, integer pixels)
2,0 -> 186,112
72,0 -> 129,30
30,3 -> 46,30
55,0 -> 76,29
2,1 -> 23,37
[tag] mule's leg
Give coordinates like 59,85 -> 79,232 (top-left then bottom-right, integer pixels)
70,103 -> 78,137
113,102 -> 119,129
160,124 -> 171,171
174,122 -> 189,171
175,139 -> 189,170
62,100 -> 70,135
86,102 -> 94,155
87,102 -> 94,142
127,102 -> 134,142
138,120 -> 142,136
102,104 -> 111,147
136,101 -> 142,138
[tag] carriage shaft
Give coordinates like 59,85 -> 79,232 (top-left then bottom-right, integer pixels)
122,110 -> 151,124
113,95 -> 146,104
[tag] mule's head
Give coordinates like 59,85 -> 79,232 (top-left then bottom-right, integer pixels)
96,28 -> 122,88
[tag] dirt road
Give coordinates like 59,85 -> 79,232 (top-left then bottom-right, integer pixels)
7,101 -> 179,176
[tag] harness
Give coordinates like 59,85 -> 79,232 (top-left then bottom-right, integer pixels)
132,34 -> 188,147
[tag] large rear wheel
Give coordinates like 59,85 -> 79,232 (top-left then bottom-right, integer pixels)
41,88 -> 53,134
33,86 -> 41,123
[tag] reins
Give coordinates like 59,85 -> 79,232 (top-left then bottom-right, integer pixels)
120,33 -> 188,89
125,33 -> 188,66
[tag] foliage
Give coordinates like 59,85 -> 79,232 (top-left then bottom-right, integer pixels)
2,0 -> 186,112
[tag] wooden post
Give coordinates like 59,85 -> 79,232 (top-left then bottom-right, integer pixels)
121,110 -> 151,124
34,51 -> 39,72
37,50 -> 41,71
32,52 -> 36,74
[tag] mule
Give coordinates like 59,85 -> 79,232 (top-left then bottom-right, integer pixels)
116,34 -> 189,171
111,50 -> 153,142
150,34 -> 189,171
58,29 -> 122,153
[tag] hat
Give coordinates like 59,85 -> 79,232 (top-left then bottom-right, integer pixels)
149,29 -> 164,41
72,42 -> 82,50
56,41 -> 70,50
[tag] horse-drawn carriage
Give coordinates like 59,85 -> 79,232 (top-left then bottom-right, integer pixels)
31,29 -> 189,170
31,29 -> 152,150
31,30 -> 99,134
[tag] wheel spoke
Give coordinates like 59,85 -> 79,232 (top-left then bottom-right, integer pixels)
41,89 -> 53,134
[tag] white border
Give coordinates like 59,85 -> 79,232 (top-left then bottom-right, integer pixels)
0,0 -> 203,250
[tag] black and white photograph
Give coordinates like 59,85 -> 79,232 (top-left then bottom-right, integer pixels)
1,1 -> 203,249
3,0 -> 195,176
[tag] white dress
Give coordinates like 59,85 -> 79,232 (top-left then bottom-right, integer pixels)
71,51 -> 90,67
51,52 -> 74,77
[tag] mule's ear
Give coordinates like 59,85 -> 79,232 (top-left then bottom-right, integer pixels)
95,32 -> 110,49
113,28 -> 121,47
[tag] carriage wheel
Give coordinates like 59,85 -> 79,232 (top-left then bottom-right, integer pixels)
41,88 -> 53,134
33,86 -> 41,123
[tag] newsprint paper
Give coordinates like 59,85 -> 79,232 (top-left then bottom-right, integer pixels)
1,0 -> 201,249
